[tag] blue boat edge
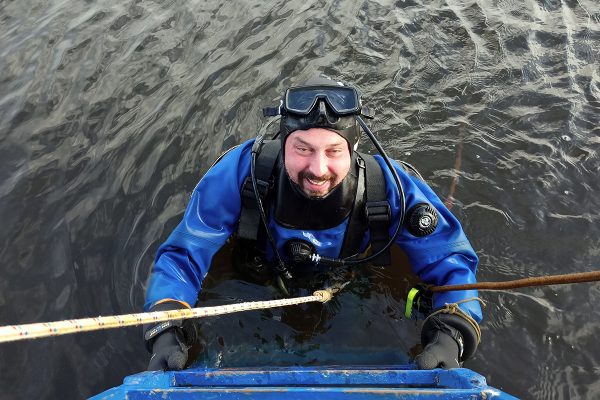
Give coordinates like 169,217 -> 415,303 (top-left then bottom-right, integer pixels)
90,364 -> 518,399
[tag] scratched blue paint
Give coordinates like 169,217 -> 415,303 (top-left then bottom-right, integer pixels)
90,365 -> 518,399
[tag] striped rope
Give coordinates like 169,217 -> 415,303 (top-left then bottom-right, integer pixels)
0,290 -> 333,344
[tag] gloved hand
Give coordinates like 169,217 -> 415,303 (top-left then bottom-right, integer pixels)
416,312 -> 479,370
143,302 -> 198,371
147,327 -> 188,371
415,327 -> 461,369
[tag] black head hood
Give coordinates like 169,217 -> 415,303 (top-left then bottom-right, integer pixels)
279,78 -> 361,151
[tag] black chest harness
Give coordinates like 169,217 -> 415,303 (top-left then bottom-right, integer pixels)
237,140 -> 392,266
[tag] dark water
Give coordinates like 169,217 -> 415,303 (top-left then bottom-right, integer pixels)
1,0 -> 599,399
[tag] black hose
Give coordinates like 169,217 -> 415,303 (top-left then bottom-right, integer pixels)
250,136 -> 292,282
300,116 -> 407,266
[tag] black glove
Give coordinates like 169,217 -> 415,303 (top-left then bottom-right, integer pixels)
147,327 -> 188,371
415,325 -> 462,369
416,312 -> 479,370
143,302 -> 198,371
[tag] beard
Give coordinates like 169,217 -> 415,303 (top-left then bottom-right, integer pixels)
297,170 -> 338,198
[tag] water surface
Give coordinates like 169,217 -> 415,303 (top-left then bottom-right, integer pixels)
1,0 -> 599,399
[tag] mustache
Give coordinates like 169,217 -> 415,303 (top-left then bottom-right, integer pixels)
298,171 -> 336,182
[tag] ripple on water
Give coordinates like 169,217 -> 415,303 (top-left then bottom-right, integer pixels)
1,0 -> 600,399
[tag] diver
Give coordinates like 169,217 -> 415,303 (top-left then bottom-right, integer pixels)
143,77 -> 483,372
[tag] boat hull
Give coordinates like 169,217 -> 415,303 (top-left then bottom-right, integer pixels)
91,365 -> 517,399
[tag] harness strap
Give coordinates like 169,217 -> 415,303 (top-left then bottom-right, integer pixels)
339,156 -> 367,258
361,153 -> 391,265
238,140 -> 280,240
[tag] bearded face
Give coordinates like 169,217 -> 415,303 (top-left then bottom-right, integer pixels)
284,128 -> 351,198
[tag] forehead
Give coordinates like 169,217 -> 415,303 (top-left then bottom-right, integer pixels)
286,128 -> 347,147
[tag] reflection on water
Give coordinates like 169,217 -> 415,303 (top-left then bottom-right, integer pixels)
0,0 -> 599,399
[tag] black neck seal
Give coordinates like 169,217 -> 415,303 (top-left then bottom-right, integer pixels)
273,153 -> 359,230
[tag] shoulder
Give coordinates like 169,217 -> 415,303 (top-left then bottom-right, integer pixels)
368,154 -> 428,195
191,139 -> 256,195
210,138 -> 256,177
213,138 -> 255,166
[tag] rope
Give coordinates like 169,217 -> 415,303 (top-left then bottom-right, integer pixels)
0,290 -> 333,344
3,270 -> 597,344
424,298 -> 485,344
429,270 -> 600,292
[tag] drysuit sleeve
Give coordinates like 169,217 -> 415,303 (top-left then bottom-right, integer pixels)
376,157 -> 482,323
143,140 -> 254,311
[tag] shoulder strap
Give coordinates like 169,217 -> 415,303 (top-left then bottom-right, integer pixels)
341,153 -> 391,265
237,140 -> 280,240
339,156 -> 366,258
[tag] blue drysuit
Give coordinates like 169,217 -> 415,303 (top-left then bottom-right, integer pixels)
144,139 -> 482,323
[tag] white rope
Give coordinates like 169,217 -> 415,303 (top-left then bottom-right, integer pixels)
0,290 -> 333,343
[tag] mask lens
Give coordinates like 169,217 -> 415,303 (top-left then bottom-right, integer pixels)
285,88 -> 319,114
285,87 -> 359,115
322,88 -> 358,113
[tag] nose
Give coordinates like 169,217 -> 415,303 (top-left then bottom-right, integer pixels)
308,151 -> 328,177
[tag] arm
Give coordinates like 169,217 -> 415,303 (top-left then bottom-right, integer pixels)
377,157 -> 482,322
376,156 -> 482,367
143,140 -> 254,370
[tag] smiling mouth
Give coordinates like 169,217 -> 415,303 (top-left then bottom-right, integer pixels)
306,178 -> 328,186
297,171 -> 336,196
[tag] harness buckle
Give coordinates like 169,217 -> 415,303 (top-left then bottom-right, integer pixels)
356,156 -> 366,169
365,201 -> 390,224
